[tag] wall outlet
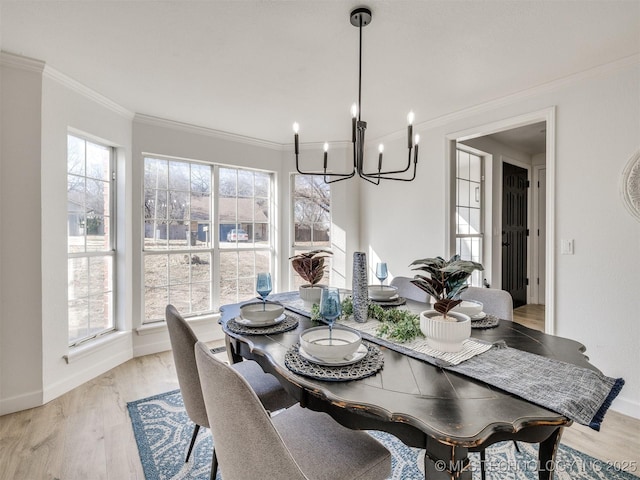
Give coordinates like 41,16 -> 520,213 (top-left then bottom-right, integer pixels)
561,239 -> 574,255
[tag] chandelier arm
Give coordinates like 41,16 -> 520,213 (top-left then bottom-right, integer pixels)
361,147 -> 414,176
324,171 -> 356,184
295,153 -> 355,178
358,168 -> 381,185
366,165 -> 417,182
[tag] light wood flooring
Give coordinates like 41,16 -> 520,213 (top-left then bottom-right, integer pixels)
1,308 -> 638,479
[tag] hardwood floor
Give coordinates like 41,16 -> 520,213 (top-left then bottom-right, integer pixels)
1,323 -> 638,479
513,303 -> 640,475
513,303 -> 546,331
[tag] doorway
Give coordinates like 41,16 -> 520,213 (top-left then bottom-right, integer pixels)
446,108 -> 556,333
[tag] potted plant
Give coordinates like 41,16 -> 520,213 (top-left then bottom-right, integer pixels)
290,249 -> 332,303
410,255 -> 483,352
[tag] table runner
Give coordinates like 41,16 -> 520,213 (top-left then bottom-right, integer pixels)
268,292 -> 624,430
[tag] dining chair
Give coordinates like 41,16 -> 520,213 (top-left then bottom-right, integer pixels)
194,340 -> 392,480
458,287 -> 515,479
460,286 -> 514,321
389,275 -> 431,303
165,305 -> 296,476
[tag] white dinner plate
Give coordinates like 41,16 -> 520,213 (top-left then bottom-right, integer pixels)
470,312 -> 487,321
235,313 -> 286,328
299,344 -> 368,366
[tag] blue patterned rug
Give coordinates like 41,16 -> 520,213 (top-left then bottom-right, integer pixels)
128,390 -> 639,480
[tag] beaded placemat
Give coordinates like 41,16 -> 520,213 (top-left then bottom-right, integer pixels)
471,314 -> 500,329
284,342 -> 384,382
226,314 -> 299,336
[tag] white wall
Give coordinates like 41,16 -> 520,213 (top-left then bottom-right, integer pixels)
360,60 -> 640,418
1,55 -> 45,413
40,69 -> 134,403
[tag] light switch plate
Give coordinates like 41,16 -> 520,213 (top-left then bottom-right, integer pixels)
561,239 -> 574,255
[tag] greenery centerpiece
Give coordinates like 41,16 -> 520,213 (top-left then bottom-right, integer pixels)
311,296 -> 423,343
289,249 -> 332,303
410,255 -> 483,352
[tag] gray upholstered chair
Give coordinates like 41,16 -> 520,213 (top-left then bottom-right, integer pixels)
460,286 -> 514,321
389,275 -> 430,303
165,305 -> 296,477
194,340 -> 391,480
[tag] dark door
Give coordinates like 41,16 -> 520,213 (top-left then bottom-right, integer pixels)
502,163 -> 528,308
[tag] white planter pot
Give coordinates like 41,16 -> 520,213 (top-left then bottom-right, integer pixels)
299,285 -> 323,304
419,310 -> 471,353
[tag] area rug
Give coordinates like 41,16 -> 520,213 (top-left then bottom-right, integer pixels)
128,390 -> 639,480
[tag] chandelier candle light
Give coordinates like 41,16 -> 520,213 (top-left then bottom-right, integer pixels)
293,7 -> 419,185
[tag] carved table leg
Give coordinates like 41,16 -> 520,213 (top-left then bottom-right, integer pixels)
225,335 -> 243,364
424,439 -> 472,480
538,427 -> 564,480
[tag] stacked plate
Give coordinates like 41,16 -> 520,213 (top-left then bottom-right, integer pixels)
236,302 -> 286,327
299,326 -> 366,366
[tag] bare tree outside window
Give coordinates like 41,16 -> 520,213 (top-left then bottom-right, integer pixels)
291,174 -> 331,288
67,134 -> 114,345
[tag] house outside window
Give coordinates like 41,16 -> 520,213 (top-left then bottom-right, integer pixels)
67,134 -> 115,345
143,157 -> 273,322
290,174 -> 331,288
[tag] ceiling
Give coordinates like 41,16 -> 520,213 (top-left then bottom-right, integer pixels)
1,1 -> 638,145
487,121 -> 547,156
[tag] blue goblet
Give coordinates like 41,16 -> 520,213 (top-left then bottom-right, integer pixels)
375,262 -> 388,289
320,287 -> 341,344
256,272 -> 272,310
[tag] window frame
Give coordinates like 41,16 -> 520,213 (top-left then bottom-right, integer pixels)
289,173 -> 332,290
454,147 -> 484,287
67,133 -> 116,346
142,156 -> 275,323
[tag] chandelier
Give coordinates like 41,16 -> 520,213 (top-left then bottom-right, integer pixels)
292,7 -> 419,185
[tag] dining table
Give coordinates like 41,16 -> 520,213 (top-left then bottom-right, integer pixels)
219,294 -> 607,480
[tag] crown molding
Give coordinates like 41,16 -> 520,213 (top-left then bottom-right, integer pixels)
43,66 -> 134,119
376,53 -> 640,144
134,114 -> 284,151
0,50 -> 45,73
1,50 -> 134,119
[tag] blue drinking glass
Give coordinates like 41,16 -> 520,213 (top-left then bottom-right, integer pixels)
256,272 -> 272,310
376,262 -> 388,289
320,287 -> 341,343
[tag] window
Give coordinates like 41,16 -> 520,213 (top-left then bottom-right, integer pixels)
143,158 -> 274,322
291,174 -> 331,288
455,148 -> 483,286
218,167 -> 273,307
67,134 -> 115,345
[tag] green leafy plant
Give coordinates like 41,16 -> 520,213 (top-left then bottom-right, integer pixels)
410,254 -> 483,319
289,250 -> 332,286
339,296 -> 422,343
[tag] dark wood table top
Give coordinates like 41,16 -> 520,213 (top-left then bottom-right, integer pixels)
220,298 -> 598,479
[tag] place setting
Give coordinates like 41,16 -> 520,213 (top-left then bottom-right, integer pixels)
285,287 -> 384,381
367,262 -> 407,307
452,300 -> 500,329
226,273 -> 299,335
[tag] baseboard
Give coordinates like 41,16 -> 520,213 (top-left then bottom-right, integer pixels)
43,349 -> 132,403
611,395 -> 640,420
0,389 -> 43,416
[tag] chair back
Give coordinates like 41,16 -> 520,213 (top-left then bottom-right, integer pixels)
165,305 -> 209,428
390,276 -> 430,303
460,286 -> 514,321
194,341 -> 308,480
